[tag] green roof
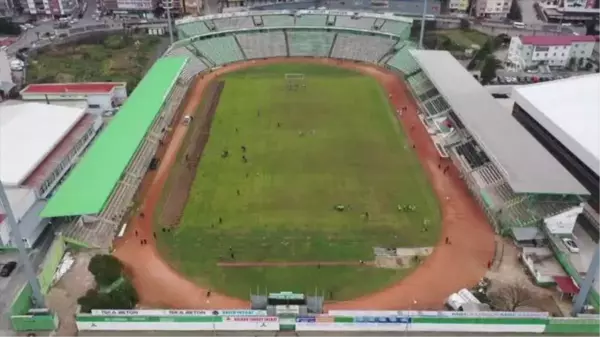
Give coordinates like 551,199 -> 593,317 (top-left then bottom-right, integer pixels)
41,57 -> 188,218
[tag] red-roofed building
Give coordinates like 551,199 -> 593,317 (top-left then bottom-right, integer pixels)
506,35 -> 599,70
20,82 -> 128,116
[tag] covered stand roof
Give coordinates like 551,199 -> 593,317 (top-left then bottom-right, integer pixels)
21,82 -> 125,95
0,102 -> 85,186
410,50 -> 588,196
513,74 -> 600,176
41,57 -> 188,218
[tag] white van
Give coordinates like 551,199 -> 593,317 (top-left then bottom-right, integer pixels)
513,22 -> 526,29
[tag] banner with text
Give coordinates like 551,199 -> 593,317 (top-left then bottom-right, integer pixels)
90,309 -> 267,316
76,315 -> 279,331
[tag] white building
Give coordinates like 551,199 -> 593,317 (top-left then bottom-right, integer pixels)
0,102 -> 103,248
449,0 -> 469,12
20,82 -> 128,116
507,35 -> 599,71
474,0 -> 512,19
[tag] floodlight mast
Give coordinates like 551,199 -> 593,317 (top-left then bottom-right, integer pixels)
165,0 -> 175,45
0,182 -> 45,307
419,0 -> 428,49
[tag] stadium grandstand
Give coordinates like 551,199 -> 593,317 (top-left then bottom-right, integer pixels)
40,57 -> 189,248
0,102 -> 102,248
175,10 -> 413,39
403,50 -> 589,233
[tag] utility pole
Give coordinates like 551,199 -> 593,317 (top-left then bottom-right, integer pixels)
572,246 -> 600,316
165,0 -> 175,45
419,0 -> 429,49
0,182 -> 45,307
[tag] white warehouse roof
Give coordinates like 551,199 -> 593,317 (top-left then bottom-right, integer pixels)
0,102 -> 85,186
513,74 -> 600,176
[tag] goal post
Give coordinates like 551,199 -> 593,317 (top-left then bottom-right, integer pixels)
285,73 -> 305,91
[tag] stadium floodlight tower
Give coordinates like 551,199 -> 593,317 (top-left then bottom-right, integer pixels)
418,0 -> 428,49
0,181 -> 45,307
164,0 -> 175,45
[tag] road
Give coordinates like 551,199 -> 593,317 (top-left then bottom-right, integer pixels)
0,231 -> 56,336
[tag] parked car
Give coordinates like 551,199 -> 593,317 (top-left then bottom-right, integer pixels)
0,261 -> 17,277
562,237 -> 580,253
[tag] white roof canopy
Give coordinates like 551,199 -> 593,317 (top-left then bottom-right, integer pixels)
410,50 -> 588,196
513,74 -> 600,176
0,102 -> 84,186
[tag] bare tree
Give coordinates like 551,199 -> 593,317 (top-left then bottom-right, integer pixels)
488,282 -> 537,311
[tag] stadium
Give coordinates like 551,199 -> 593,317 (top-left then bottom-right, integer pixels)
29,9 -> 598,335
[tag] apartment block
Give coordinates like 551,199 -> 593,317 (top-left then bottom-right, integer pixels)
507,35 -> 599,70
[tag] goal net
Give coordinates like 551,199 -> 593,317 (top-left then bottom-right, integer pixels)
285,73 -> 305,91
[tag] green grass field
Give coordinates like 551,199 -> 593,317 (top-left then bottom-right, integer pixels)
156,64 -> 441,300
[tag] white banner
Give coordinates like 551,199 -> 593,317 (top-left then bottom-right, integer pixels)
77,321 -> 279,331
90,309 -> 267,316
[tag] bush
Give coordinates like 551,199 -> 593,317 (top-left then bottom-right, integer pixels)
88,254 -> 123,287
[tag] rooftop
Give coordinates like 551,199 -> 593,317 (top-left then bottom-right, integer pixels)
513,74 -> 600,176
41,57 -> 188,218
21,82 -> 125,95
0,102 -> 85,186
410,50 -> 588,196
519,35 -> 599,46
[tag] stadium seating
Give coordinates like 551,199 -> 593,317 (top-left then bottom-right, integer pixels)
163,48 -> 208,82
237,31 -> 287,59
406,71 -> 435,96
331,33 -> 397,63
379,20 -> 410,35
178,22 -> 210,38
387,42 -> 420,74
335,16 -> 375,30
192,36 -> 245,65
262,14 -> 295,27
214,16 -> 255,31
295,14 -> 327,26
287,31 -> 335,57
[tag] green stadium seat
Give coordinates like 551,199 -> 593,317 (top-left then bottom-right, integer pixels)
262,15 -> 295,27
287,31 -> 335,57
193,36 -> 244,65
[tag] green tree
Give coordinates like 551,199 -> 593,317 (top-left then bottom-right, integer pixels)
507,0 -> 523,22
568,57 -> 576,69
480,55 -> 501,84
577,57 -> 585,69
88,254 -> 123,287
77,279 -> 139,313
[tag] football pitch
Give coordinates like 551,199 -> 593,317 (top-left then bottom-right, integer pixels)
155,63 -> 441,300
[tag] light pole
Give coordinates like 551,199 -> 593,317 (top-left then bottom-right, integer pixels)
418,0 -> 428,49
165,0 -> 174,45
404,299 -> 417,336
0,182 -> 45,307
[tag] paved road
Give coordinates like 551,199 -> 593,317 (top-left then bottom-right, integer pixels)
0,232 -> 56,336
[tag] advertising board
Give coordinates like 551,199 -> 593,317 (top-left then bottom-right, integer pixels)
90,309 -> 267,316
76,315 -> 279,331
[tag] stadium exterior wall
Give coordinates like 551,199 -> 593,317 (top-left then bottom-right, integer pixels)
73,312 -> 600,335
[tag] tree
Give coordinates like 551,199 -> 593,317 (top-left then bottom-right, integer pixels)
77,279 -> 139,313
577,57 -> 585,69
0,18 -> 21,36
488,282 -> 537,311
480,55 -> 501,84
507,0 -> 523,22
568,57 -> 576,69
88,254 -> 123,287
153,0 -> 165,18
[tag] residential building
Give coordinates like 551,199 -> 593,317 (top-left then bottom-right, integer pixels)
0,102 -> 103,248
20,82 -> 128,116
474,0 -> 512,19
448,0 -> 468,12
506,35 -> 599,71
20,0 -> 78,17
99,0 -> 182,16
0,0 -> 14,16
